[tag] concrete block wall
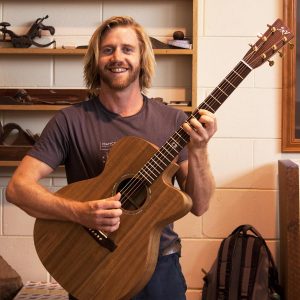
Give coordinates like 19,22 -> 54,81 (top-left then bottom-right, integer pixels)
1,0 -> 300,299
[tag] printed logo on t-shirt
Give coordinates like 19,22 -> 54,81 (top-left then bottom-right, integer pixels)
99,141 -> 116,165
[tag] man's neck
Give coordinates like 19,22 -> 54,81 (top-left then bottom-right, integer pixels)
98,85 -> 144,117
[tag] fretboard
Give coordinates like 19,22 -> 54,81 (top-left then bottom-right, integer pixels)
138,60 -> 252,185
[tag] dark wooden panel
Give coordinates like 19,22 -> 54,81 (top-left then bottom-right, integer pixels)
278,159 -> 300,299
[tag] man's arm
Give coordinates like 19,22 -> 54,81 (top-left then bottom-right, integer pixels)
6,155 -> 122,232
176,109 -> 217,216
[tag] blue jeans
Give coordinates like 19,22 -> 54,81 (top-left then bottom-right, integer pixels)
132,253 -> 187,300
69,253 -> 186,300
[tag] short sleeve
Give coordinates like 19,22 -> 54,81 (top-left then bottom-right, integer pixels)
27,111 -> 70,170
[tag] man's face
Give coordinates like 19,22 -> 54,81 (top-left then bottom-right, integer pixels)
98,26 -> 141,90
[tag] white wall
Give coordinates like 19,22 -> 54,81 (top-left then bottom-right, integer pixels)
1,0 -> 300,299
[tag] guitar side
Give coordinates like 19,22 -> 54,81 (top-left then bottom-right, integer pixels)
34,136 -> 192,300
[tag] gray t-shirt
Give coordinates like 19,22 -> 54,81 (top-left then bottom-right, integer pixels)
29,95 -> 189,251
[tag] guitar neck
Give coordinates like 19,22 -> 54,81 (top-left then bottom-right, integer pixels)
193,60 -> 252,116
138,60 -> 252,185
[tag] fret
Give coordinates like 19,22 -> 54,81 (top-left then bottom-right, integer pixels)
220,80 -> 235,95
217,86 -> 229,97
168,137 -> 181,152
148,157 -> 165,172
137,171 -> 152,184
140,165 -> 157,182
158,152 -> 172,167
201,101 -> 215,113
160,146 -> 173,159
153,153 -> 168,168
233,69 -> 244,79
174,131 -> 189,144
134,60 -> 253,186
211,89 -> 226,105
224,78 -> 237,89
209,94 -> 222,105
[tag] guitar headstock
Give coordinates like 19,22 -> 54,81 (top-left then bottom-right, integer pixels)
243,18 -> 294,69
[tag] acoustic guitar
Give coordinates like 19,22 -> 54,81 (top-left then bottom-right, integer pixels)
34,19 -> 293,299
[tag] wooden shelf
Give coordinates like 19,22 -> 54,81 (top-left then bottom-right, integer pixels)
0,0 -> 197,164
0,161 -> 20,167
0,48 -> 193,56
0,104 -> 192,112
0,104 -> 69,111
0,161 -> 66,167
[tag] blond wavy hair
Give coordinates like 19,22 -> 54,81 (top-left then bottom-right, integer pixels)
84,16 -> 155,95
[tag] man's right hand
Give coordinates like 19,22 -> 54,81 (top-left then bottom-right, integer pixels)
73,193 -> 122,233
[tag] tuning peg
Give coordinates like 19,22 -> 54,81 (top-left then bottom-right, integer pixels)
257,33 -> 267,41
249,44 -> 258,51
268,59 -> 275,66
267,24 -> 276,33
278,50 -> 284,57
288,42 -> 294,49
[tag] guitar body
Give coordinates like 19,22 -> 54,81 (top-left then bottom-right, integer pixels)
34,136 -> 192,300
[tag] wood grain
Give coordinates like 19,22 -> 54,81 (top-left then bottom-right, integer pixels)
34,136 -> 192,299
278,159 -> 300,299
282,0 -> 300,151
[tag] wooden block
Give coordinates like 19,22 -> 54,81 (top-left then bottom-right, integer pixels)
0,256 -> 23,300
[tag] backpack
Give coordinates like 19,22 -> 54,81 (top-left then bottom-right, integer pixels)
201,224 -> 282,300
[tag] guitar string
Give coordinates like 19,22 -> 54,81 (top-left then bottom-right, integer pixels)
117,27 -> 291,207
117,62 -> 252,208
118,43 -> 271,207
118,29 -> 282,208
118,59 -> 259,207
117,50 -> 260,207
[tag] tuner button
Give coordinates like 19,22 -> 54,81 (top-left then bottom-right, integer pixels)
249,44 -> 258,51
267,24 -> 277,32
288,42 -> 294,49
268,60 -> 274,67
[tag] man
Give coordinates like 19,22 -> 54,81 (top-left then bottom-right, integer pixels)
6,16 -> 217,299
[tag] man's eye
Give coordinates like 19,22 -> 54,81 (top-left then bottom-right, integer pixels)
123,47 -> 133,53
102,48 -> 113,54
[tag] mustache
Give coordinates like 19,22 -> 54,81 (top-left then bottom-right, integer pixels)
106,61 -> 129,69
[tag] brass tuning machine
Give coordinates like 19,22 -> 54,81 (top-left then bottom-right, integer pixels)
267,24 -> 277,33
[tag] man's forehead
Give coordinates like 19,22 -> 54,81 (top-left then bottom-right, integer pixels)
101,26 -> 138,43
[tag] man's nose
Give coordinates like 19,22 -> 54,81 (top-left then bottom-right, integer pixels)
111,48 -> 123,61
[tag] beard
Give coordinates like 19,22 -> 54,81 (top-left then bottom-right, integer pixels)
100,63 -> 141,91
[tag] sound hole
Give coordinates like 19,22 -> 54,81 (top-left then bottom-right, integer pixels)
116,177 -> 148,211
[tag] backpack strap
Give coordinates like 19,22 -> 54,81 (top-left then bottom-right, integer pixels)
215,230 -> 241,299
255,237 -> 281,296
239,235 -> 262,298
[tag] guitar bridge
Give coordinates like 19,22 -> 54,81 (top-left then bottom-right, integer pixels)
84,227 -> 117,252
